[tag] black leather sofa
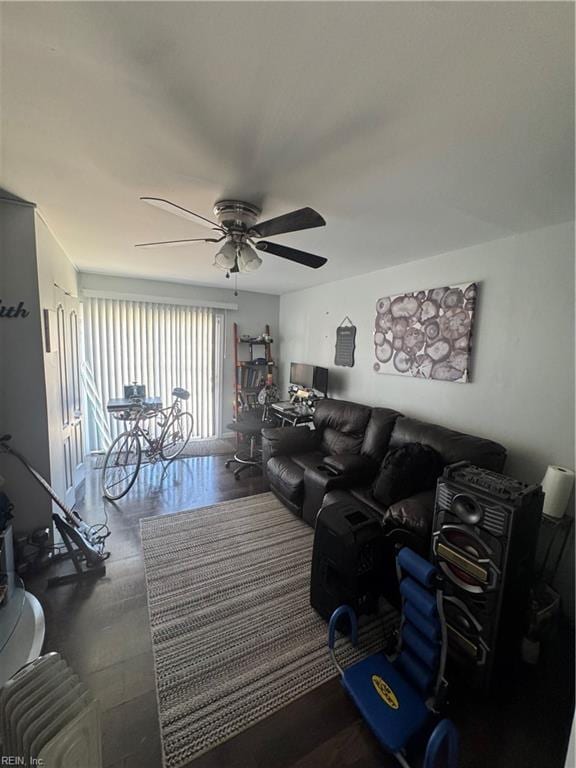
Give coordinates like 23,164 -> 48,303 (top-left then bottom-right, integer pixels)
262,398 -> 507,555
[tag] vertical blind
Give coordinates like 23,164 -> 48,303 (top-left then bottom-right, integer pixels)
83,298 -> 220,450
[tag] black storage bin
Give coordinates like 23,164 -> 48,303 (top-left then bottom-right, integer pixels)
310,501 -> 385,620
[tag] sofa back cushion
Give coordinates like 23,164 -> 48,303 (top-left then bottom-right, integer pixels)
361,407 -> 402,464
313,398 -> 372,455
389,416 -> 506,472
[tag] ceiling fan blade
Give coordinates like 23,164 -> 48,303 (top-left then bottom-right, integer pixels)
135,236 -> 224,248
251,207 -> 325,238
255,241 -> 327,269
140,197 -> 222,230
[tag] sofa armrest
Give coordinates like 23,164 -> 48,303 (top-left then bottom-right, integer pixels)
384,527 -> 429,558
322,453 -> 378,483
261,427 -> 320,478
381,489 -> 435,546
261,426 -> 320,457
302,465 -> 366,526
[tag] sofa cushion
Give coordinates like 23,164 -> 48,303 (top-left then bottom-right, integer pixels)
313,398 -> 372,433
389,416 -> 506,472
372,443 -> 444,508
266,456 -> 305,505
322,428 -> 365,455
361,407 -> 402,464
313,399 -> 372,455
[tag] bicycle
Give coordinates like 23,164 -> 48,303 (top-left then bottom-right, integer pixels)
101,387 -> 194,500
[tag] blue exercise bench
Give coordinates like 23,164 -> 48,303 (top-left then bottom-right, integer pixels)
328,547 -> 459,768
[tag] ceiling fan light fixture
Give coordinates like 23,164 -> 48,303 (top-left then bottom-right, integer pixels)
214,241 -> 237,270
237,243 -> 262,273
138,196 -> 327,272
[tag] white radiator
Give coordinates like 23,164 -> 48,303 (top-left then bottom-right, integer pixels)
0,652 -> 102,767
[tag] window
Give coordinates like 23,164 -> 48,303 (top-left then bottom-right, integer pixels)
83,297 -> 222,450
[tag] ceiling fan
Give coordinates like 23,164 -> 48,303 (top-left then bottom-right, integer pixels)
135,198 -> 328,275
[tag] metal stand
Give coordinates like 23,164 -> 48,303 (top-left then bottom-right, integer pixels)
538,514 -> 573,584
1,435 -> 109,588
522,514 -> 573,664
47,515 -> 106,588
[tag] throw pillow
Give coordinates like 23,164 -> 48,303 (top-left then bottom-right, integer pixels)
372,443 -> 444,508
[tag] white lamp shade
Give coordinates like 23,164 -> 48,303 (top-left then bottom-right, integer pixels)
237,244 -> 262,272
214,242 -> 237,270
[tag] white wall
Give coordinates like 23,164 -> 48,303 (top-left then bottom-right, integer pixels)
280,222 -> 574,482
36,215 -> 78,299
0,197 -> 52,534
78,273 -> 280,430
280,222 -> 574,610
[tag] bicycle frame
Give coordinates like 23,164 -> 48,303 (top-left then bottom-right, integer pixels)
103,391 -> 193,500
120,397 -> 183,459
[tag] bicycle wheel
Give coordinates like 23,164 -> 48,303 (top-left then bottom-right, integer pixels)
161,411 -> 194,460
102,431 -> 142,500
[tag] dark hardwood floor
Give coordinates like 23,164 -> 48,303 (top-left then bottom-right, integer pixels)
26,457 -> 574,768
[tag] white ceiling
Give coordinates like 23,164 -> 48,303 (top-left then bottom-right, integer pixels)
1,2 -> 573,295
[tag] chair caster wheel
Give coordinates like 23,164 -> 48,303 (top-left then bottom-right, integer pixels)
225,460 -> 231,469
234,473 -> 241,481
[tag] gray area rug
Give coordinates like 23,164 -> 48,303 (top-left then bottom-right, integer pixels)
92,437 -> 235,468
140,492 -> 398,767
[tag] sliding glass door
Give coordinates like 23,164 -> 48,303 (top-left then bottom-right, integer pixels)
83,297 -> 222,451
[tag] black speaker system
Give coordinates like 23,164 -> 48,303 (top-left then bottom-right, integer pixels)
432,462 -> 543,691
310,501 -> 385,621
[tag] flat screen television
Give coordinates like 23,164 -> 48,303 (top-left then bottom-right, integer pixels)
289,362 -> 328,395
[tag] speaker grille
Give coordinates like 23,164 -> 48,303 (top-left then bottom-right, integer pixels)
482,504 -> 508,536
437,484 -> 452,508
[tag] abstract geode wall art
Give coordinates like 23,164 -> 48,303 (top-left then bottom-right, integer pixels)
373,282 -> 477,383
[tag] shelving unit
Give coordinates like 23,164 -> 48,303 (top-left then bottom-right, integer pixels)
232,322 -> 275,419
